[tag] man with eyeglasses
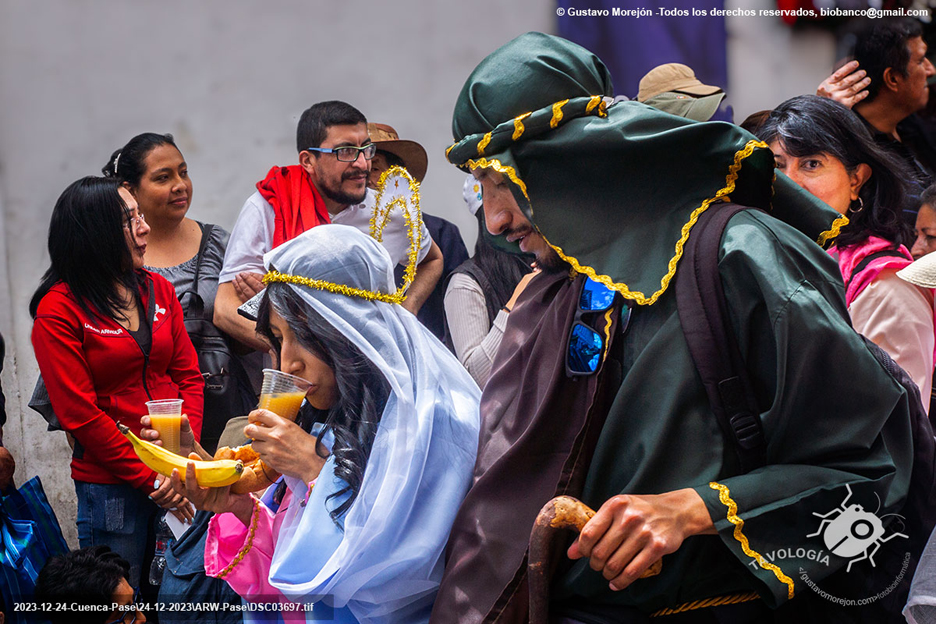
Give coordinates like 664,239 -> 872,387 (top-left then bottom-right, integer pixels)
214,100 -> 442,350
432,33 -> 917,623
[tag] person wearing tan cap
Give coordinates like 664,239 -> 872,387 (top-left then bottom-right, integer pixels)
366,122 -> 468,342
213,102 -> 441,351
637,62 -> 725,122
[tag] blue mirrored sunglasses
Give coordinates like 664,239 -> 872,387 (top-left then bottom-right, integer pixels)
566,277 -> 630,376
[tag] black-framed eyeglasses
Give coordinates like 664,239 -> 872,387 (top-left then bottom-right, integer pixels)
306,143 -> 377,162
105,589 -> 141,624
566,277 -> 630,376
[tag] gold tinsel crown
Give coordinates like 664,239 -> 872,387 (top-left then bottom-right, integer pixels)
262,165 -> 422,305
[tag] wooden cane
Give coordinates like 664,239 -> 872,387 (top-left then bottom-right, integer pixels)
528,496 -> 662,624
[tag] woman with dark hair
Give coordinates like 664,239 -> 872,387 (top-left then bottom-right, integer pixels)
105,133 -> 258,453
166,224 -> 480,622
29,176 -> 202,588
443,176 -> 535,386
759,94 -> 934,405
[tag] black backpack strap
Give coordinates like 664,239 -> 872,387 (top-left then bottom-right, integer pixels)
676,204 -> 766,473
182,223 -> 212,320
191,223 -> 212,287
844,248 -> 906,291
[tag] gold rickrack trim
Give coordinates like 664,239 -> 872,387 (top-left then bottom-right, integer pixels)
513,112 -> 532,141
217,496 -> 261,580
550,99 -> 570,129
464,158 -> 530,201
709,482 -> 795,600
816,214 -> 849,247
586,95 -> 601,114
477,132 -> 493,156
544,139 -> 768,306
264,270 -> 404,305
600,307 -> 613,365
585,95 -> 608,117
369,165 -> 423,295
447,95 -> 609,162
651,591 -> 761,617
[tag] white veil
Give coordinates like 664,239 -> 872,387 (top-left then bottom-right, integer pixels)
261,224 -> 480,623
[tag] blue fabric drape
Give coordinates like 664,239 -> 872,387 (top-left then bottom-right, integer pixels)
0,476 -> 69,623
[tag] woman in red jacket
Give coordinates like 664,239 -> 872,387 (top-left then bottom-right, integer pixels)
29,176 -> 204,588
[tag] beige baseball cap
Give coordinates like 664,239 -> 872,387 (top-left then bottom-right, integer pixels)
637,63 -> 723,101
637,63 -> 725,122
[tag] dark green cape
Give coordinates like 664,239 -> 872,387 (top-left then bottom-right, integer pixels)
431,33 -> 913,622
445,31 -> 846,306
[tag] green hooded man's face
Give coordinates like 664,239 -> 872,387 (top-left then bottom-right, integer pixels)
472,167 -> 565,272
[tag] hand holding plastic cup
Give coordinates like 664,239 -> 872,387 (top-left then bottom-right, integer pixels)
146,399 -> 183,455
257,369 -> 310,422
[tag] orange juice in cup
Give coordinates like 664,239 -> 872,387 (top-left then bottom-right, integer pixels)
145,399 -> 183,455
257,369 -> 310,422
258,392 -> 308,421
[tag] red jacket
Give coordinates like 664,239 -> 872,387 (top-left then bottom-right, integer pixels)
31,271 -> 204,495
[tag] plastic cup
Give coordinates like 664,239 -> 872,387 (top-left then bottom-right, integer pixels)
257,369 -> 310,422
146,399 -> 183,455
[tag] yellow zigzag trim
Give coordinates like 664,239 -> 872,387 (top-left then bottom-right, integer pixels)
600,308 -> 613,365
550,99 -> 570,129
477,132 -> 493,156
445,143 -> 456,160
817,215 -> 849,247
513,112 -> 532,141
586,95 -> 602,114
709,482 -> 795,600
464,158 -> 529,200
545,139 -> 767,306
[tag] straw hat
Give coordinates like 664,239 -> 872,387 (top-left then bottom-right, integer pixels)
897,252 -> 936,288
367,123 -> 428,182
637,63 -> 725,122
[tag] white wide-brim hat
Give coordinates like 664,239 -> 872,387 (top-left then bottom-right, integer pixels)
897,252 -> 936,288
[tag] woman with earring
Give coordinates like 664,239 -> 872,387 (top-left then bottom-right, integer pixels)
29,176 -> 201,588
759,95 -> 935,406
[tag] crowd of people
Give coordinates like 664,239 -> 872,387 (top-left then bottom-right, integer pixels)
9,15 -> 936,624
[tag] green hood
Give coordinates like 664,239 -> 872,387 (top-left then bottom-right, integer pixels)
448,32 -> 846,305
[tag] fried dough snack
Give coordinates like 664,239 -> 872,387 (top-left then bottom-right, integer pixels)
215,444 -> 280,494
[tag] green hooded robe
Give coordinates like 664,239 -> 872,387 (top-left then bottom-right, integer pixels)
431,32 -> 914,623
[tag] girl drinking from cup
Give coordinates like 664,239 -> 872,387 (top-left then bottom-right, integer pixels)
160,224 -> 480,622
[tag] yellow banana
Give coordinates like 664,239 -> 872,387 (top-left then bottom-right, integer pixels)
119,424 -> 243,487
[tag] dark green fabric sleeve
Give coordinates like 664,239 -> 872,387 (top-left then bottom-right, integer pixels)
693,210 -> 913,606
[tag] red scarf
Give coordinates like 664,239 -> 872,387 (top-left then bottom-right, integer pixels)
256,165 -> 331,248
